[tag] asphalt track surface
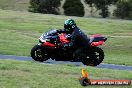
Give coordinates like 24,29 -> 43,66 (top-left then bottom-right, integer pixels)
0,54 -> 132,71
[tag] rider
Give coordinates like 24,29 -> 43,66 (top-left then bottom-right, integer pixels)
57,19 -> 90,58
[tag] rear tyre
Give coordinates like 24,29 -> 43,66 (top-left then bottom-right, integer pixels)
82,47 -> 104,66
31,45 -> 48,62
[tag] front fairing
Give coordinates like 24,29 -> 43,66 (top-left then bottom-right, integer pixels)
39,34 -> 50,43
39,29 -> 58,43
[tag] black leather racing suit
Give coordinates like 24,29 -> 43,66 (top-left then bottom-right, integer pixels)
57,27 -> 90,58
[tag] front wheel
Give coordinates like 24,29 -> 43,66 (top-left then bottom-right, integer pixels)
31,45 -> 48,62
82,47 -> 104,66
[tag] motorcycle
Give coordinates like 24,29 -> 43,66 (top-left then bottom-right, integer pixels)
31,29 -> 107,66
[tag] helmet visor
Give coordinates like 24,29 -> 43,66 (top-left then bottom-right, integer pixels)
64,24 -> 70,32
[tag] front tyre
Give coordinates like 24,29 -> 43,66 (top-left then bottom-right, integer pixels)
31,45 -> 48,62
82,47 -> 104,66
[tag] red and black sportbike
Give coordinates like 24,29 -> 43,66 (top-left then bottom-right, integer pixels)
31,29 -> 107,66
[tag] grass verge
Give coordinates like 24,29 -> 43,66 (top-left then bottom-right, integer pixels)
0,59 -> 132,88
0,0 -> 29,11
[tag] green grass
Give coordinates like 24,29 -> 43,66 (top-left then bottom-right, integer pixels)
0,0 -> 29,11
0,59 -> 132,88
0,9 -> 132,65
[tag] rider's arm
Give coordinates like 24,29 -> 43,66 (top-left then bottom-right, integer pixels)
57,29 -> 66,34
63,34 -> 75,47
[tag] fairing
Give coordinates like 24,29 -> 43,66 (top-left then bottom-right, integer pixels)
40,32 -> 70,47
90,34 -> 107,46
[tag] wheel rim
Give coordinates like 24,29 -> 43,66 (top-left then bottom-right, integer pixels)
82,47 -> 104,66
35,49 -> 43,61
84,55 -> 95,66
94,51 -> 102,63
85,51 -> 103,66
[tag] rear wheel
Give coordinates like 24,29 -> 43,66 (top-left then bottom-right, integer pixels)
82,47 -> 104,66
31,45 -> 48,62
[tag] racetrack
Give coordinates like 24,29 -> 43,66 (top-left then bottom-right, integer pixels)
0,54 -> 132,71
